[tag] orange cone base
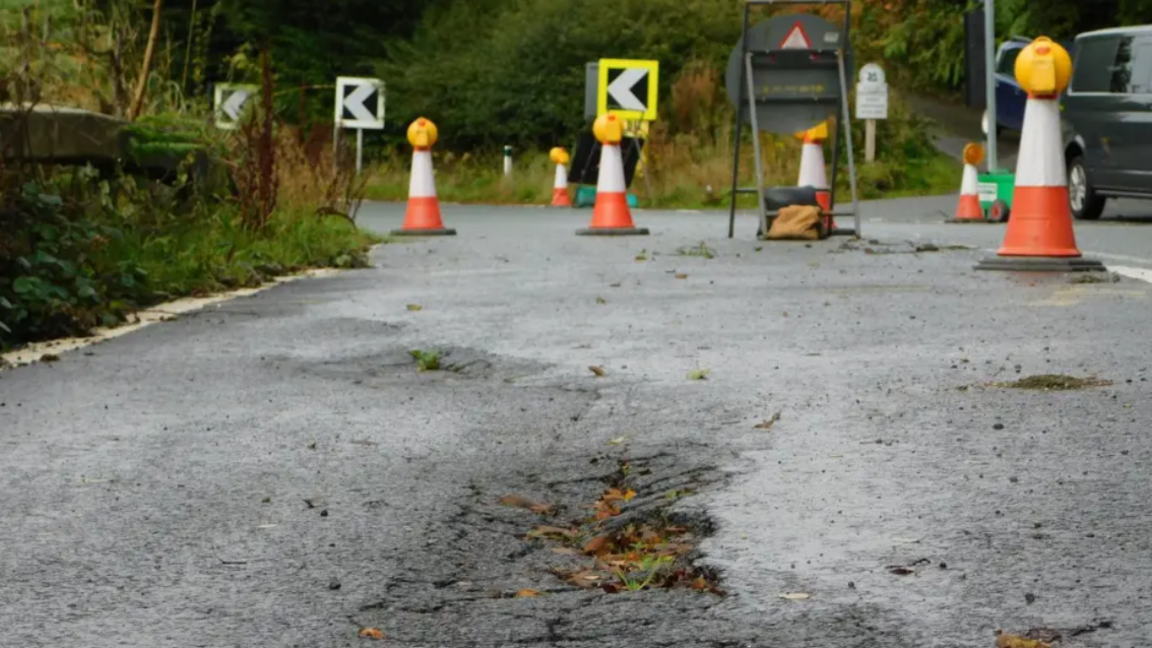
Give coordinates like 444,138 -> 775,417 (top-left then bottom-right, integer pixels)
974,186 -> 1105,271
393,197 -> 456,236
551,188 -> 572,208
577,193 -> 648,236
996,187 -> 1080,257
974,256 -> 1106,272
946,194 -> 985,223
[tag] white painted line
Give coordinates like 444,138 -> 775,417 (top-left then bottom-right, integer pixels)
1109,265 -> 1152,284
1,267 -> 346,369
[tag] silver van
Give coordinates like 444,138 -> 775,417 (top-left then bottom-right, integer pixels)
1063,26 -> 1152,219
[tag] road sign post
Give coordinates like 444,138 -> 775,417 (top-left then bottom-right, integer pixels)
855,63 -> 888,162
334,77 -> 385,175
213,84 -> 256,130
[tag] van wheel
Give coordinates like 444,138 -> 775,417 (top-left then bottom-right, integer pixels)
1068,156 -> 1105,220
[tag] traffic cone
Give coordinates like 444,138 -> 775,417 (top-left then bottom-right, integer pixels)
549,147 -> 572,208
795,122 -> 835,230
946,143 -> 986,223
577,114 -> 649,236
392,117 -> 456,237
976,37 -> 1102,272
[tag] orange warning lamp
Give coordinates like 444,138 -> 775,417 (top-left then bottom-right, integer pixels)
549,147 -> 570,165
593,113 -> 624,145
1015,37 -> 1072,98
407,117 -> 438,149
962,142 -> 984,166
794,120 -> 829,143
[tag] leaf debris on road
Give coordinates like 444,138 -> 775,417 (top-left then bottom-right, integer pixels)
755,412 -> 782,430
589,365 -> 607,377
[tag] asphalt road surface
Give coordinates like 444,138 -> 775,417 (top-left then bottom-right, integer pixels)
3,200 -> 1151,647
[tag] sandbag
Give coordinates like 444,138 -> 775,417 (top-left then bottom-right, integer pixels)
766,205 -> 822,240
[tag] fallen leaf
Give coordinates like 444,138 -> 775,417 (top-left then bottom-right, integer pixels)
635,254 -> 648,261
589,365 -> 607,377
754,411 -> 782,430
516,589 -> 541,598
406,304 -> 423,311
778,592 -> 811,600
688,369 -> 711,380
596,296 -> 607,304
359,628 -> 384,640
567,571 -> 605,588
609,282 -> 622,288
527,526 -> 576,540
675,273 -> 688,279
606,436 -> 629,446
887,565 -> 916,575
583,535 -> 611,555
550,546 -> 579,555
994,631 -> 1050,648
622,489 -> 637,501
499,495 -> 554,515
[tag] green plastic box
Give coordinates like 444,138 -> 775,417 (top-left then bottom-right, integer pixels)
977,170 -> 1015,221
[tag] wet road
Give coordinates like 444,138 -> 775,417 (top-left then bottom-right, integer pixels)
2,201 -> 1151,647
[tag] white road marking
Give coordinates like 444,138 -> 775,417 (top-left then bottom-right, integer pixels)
1109,265 -> 1152,284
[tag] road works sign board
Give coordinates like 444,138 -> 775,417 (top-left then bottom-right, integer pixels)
724,13 -> 851,135
856,63 -> 889,119
213,84 -> 256,130
335,77 -> 385,130
597,59 -> 660,121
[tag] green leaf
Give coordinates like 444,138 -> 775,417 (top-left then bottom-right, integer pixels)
0,296 -> 12,309
12,276 -> 39,295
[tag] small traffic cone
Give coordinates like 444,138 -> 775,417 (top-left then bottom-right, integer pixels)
392,117 -> 456,237
976,37 -> 1103,272
946,143 -> 987,223
795,122 -> 835,230
549,147 -> 572,208
577,114 -> 649,236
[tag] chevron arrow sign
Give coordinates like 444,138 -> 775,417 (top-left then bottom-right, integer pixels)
335,77 -> 385,130
213,84 -> 257,130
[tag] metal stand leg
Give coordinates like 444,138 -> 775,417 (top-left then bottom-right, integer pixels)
745,53 -> 767,239
838,54 -> 861,237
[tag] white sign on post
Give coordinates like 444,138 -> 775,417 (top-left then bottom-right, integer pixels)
855,63 -> 888,162
855,63 -> 889,120
334,77 -> 385,175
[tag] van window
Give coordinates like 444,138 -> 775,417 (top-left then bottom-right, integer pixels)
997,47 -> 1021,75
1126,39 -> 1152,93
1071,36 -> 1120,93
1110,36 -> 1134,92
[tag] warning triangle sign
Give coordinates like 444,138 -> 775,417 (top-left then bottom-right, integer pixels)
779,22 -> 812,49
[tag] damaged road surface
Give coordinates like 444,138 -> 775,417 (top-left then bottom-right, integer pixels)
3,205 -> 1152,647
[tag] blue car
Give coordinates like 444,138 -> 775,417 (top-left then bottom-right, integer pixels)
983,36 -> 1077,137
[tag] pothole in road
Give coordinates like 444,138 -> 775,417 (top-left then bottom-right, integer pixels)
500,452 -> 724,597
353,447 -> 728,644
297,345 -> 550,385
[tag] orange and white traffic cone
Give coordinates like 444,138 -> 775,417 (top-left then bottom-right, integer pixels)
795,121 -> 835,230
947,143 -> 986,222
392,117 -> 456,237
549,147 -> 572,208
576,114 -> 649,236
977,37 -> 1102,272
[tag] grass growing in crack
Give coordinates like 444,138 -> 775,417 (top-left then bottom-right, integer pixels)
409,349 -> 443,372
677,242 -> 715,259
995,374 -> 1113,390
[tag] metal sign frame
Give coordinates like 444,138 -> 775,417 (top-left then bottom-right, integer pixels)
726,0 -> 861,240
